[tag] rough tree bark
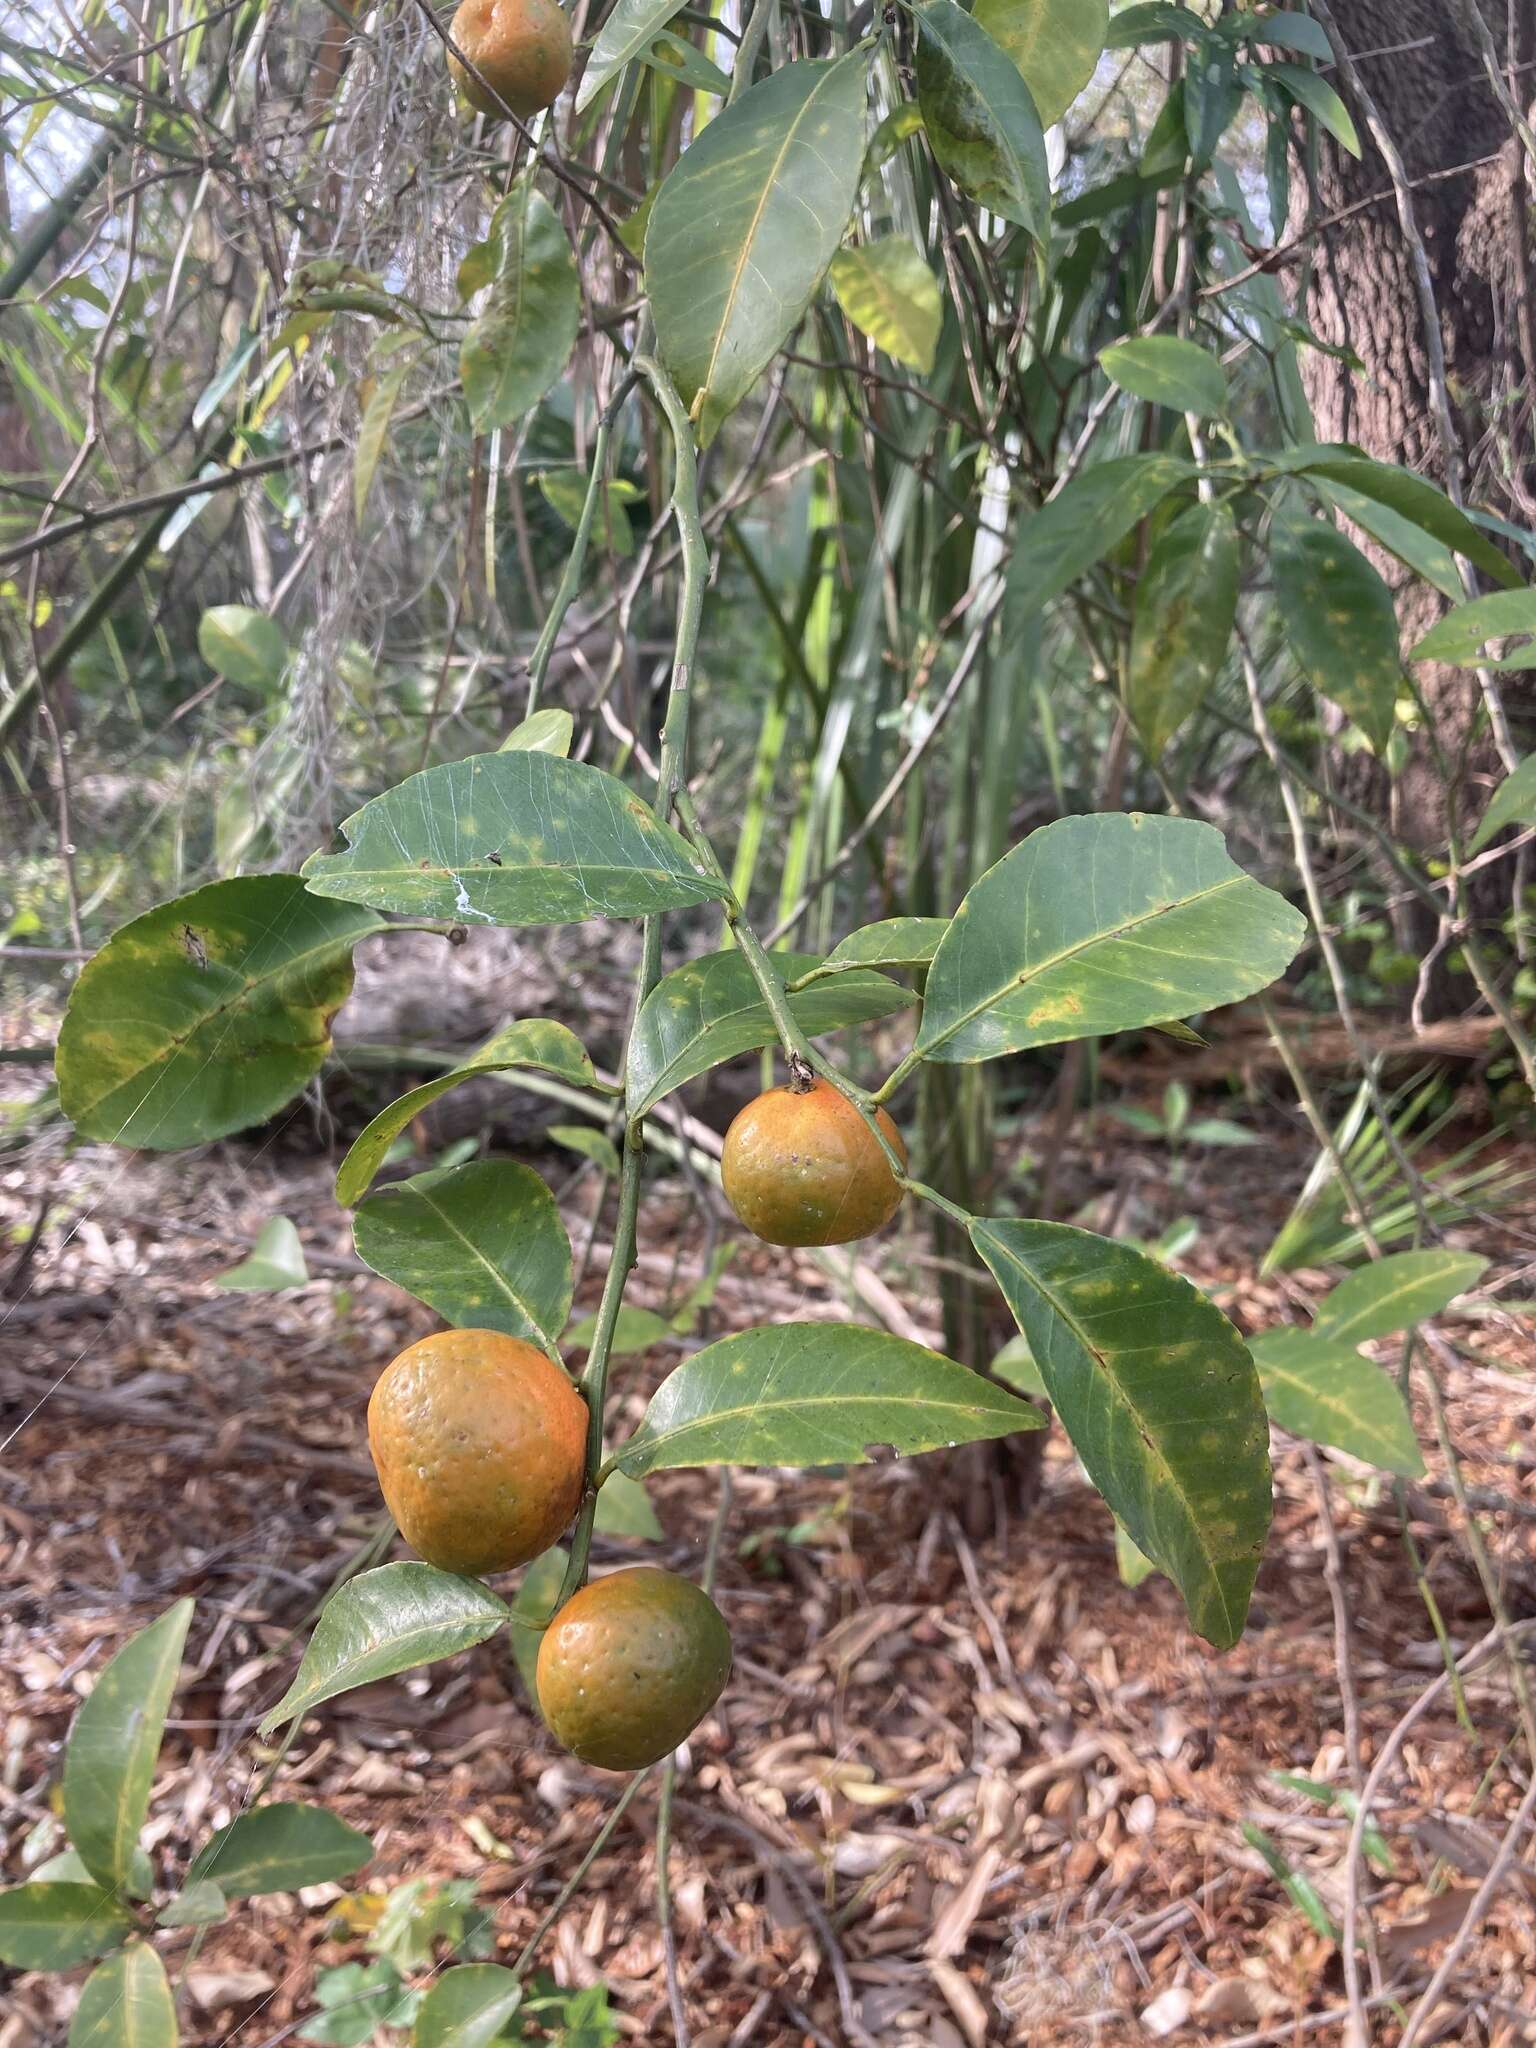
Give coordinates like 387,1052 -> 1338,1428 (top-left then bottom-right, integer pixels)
1296,0 -> 1533,887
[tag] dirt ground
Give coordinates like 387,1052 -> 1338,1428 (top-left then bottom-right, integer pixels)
3,1028 -> 1535,2048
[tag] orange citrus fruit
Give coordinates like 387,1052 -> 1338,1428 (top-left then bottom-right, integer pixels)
721,1076 -> 906,1247
447,0 -> 572,120
536,1566 -> 732,1771
368,1329 -> 587,1576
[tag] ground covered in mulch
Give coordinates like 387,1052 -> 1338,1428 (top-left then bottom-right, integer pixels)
3,1017 -> 1535,2048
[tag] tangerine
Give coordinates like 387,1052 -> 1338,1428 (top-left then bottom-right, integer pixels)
536,1566 -> 732,1770
721,1076 -> 906,1247
447,0 -> 572,120
368,1329 -> 587,1576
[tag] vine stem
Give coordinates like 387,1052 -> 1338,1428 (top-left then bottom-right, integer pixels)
554,353 -> 708,1609
510,1768 -> 653,1975
558,353 -> 979,1596
653,1470 -> 732,2045
525,371 -> 638,718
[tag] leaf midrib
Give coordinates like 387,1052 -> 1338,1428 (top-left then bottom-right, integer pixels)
622,1384 -> 1032,1468
265,1606 -> 505,1727
978,1229 -> 1242,1638
921,870 -> 1248,1055
391,1184 -> 563,1348
700,62 -> 845,415
632,973 -> 906,1111
1255,1348 -> 1412,1460
72,923 -> 367,1123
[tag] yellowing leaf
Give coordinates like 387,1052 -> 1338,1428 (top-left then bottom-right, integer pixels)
829,238 -> 943,374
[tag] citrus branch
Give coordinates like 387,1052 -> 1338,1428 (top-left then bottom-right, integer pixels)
554,351 -> 709,1610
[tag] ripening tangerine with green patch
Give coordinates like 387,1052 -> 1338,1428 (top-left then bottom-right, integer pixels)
447,0 -> 572,120
721,1076 -> 906,1247
367,1329 -> 586,1576
536,1567 -> 732,1771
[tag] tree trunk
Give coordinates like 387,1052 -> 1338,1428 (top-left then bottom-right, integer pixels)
1296,0 -> 1534,888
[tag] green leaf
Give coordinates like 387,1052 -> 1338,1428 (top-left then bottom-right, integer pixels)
1311,1250 -> 1488,1346
1241,1822 -> 1338,1939
301,1960 -> 416,2046
828,238 -> 943,375
625,948 -> 913,1117
566,1303 -> 673,1354
592,1470 -> 665,1539
1100,335 -> 1227,415
260,1564 -> 510,1734
188,1804 -> 372,1898
301,751 -> 722,925
576,0 -> 684,111
70,1945 -> 177,2048
990,1332 -> 1046,1398
64,1601 -> 193,1893
1264,60 -> 1359,155
1268,445 -> 1520,590
1272,515 -> 1401,753
1183,42 -> 1241,164
1115,1522 -> 1158,1588
815,917 -> 950,974
1237,10 -> 1331,60
460,177 -> 579,434
500,708 -> 576,755
414,1965 -> 524,2048
354,359 -> 411,527
866,101 -> 925,176
915,0 -> 1049,242
1127,499 -> 1239,753
647,52 -> 869,445
508,1547 -> 567,1695
353,1159 -> 572,1353
1317,479 -> 1463,601
972,0 -> 1108,125
1411,589 -> 1536,671
1006,453 -> 1197,620
1249,1329 -> 1423,1476
917,813 -> 1306,1062
642,28 -> 731,95
1470,753 -> 1536,854
215,1216 -> 310,1291
1105,3 -> 1205,47
336,1021 -> 601,1207
972,1219 -> 1271,1647
197,604 -> 287,690
0,1885 -> 135,1970
536,470 -> 638,558
1185,1116 -> 1260,1147
155,1881 -> 227,1929
58,876 -> 380,1150
612,1323 -> 1044,1479
548,1123 -> 622,1175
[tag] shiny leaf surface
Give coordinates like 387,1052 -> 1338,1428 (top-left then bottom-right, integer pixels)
974,1219 -> 1271,1646
613,1323 -> 1043,1477
353,1159 -> 572,1353
260,1565 -> 510,1733
301,751 -> 723,925
626,948 -> 913,1116
917,814 -> 1305,1062
58,877 -> 380,1149
336,1022 -> 601,1207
